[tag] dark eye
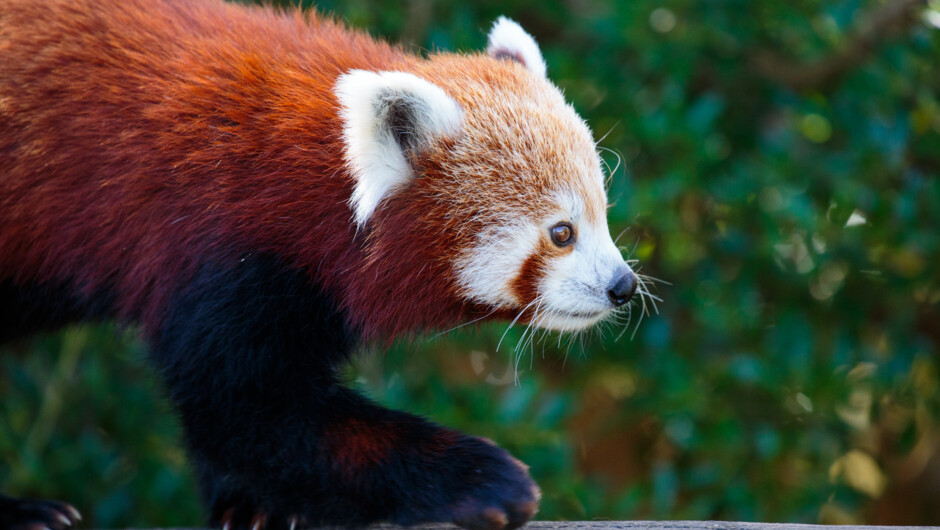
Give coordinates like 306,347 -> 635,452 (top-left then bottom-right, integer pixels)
550,222 -> 574,247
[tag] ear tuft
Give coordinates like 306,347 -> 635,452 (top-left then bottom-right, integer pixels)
487,17 -> 547,78
335,70 -> 463,227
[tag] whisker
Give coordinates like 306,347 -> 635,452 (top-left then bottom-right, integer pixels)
598,152 -> 615,184
630,303 -> 646,340
636,272 -> 670,285
513,296 -> 546,382
594,122 -> 620,147
498,298 -> 539,352
638,289 -> 663,305
616,303 -> 638,342
428,307 -> 499,340
514,296 -> 543,353
627,238 -> 641,259
597,145 -> 623,182
636,275 -> 662,311
613,227 -> 631,246
630,277 -> 661,340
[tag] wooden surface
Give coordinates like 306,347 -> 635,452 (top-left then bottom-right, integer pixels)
512,523 -> 938,529
516,521 -> 937,530
148,522 -> 940,529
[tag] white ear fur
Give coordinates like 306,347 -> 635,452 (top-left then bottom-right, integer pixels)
486,17 -> 547,78
334,70 -> 463,227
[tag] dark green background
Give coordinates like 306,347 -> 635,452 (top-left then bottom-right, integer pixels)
2,0 -> 939,526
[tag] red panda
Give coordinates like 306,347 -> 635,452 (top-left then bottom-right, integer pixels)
0,0 -> 639,529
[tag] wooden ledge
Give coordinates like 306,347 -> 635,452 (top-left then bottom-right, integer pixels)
147,522 -> 939,529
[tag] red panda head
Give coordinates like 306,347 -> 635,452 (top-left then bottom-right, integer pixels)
334,18 -> 638,334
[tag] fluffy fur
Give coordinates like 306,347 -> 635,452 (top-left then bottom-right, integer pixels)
0,0 -> 638,528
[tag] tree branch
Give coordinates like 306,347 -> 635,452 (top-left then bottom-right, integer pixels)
751,0 -> 928,91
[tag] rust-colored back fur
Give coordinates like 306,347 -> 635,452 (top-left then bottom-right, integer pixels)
0,0 -> 493,337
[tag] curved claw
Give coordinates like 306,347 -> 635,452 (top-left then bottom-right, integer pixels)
221,508 -> 234,530
249,512 -> 266,530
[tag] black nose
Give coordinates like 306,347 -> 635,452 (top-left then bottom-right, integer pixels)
608,270 -> 638,307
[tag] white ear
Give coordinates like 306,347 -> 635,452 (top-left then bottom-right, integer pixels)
486,17 -> 547,78
334,70 -> 463,227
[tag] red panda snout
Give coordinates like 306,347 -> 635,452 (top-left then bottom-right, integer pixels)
527,210 -> 636,332
446,184 -> 635,333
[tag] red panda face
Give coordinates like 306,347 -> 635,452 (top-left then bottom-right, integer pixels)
335,18 -> 638,333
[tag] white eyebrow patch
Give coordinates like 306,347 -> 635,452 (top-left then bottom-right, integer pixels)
556,189 -> 585,220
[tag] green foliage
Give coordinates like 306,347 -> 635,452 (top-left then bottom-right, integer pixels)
0,327 -> 200,526
2,0 -> 939,526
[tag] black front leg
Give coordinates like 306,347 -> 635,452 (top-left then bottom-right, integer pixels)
153,254 -> 538,529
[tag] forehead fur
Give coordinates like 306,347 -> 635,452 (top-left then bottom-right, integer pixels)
412,55 -> 606,225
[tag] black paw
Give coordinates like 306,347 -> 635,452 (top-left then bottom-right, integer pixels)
208,434 -> 539,530
0,494 -> 82,530
452,456 -> 540,529
398,436 -> 541,530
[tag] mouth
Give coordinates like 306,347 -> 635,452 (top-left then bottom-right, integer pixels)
556,309 -> 607,319
532,307 -> 611,331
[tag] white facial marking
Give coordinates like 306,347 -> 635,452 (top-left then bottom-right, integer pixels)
334,70 -> 463,226
455,220 -> 540,308
486,17 -> 547,78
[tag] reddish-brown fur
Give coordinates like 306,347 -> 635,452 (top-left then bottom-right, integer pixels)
325,418 -> 401,477
0,0 -> 500,338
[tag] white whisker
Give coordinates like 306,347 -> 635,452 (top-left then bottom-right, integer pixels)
428,307 -> 499,340
613,227 -> 631,246
594,122 -> 620,147
497,297 -> 539,352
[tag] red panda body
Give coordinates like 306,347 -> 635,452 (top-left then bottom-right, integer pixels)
0,0 -> 640,528
0,0 -> 470,339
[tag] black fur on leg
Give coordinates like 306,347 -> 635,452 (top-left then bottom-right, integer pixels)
152,253 -> 538,529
